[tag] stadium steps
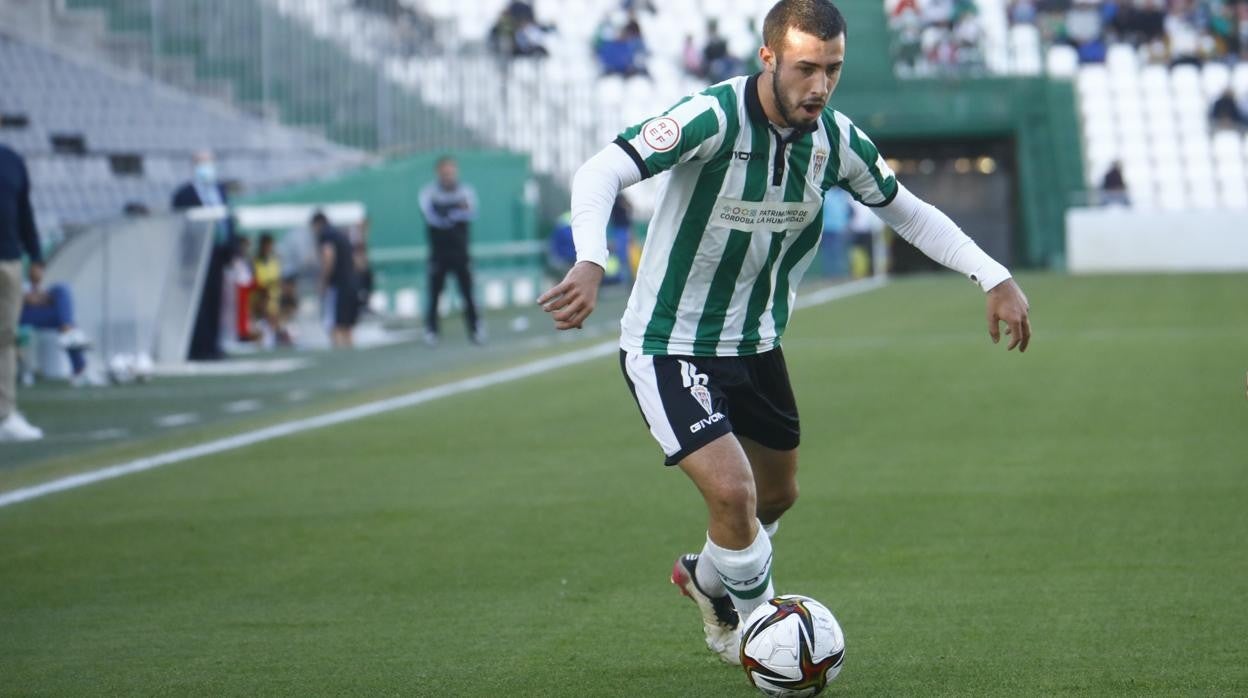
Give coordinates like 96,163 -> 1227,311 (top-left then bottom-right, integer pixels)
0,30 -> 367,232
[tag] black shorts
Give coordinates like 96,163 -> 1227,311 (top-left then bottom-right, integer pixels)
323,284 -> 359,330
620,348 -> 801,466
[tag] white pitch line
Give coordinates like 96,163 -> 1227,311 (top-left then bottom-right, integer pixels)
0,277 -> 886,510
796,274 -> 887,309
154,413 -> 200,428
222,399 -> 263,414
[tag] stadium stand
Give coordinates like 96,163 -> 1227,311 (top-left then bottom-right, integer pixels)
886,1 -> 1248,210
0,30 -> 365,236
4,0 -> 1244,236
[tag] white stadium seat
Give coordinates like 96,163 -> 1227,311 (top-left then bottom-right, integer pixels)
1077,65 -> 1110,98
1105,44 -> 1139,76
1009,24 -> 1043,75
1218,178 -> 1248,208
1233,62 -> 1248,94
1170,65 -> 1202,96
1046,45 -> 1078,77
1212,131 -> 1243,163
1201,62 -> 1231,99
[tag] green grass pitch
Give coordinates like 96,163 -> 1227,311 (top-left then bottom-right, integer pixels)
1,272 -> 1246,696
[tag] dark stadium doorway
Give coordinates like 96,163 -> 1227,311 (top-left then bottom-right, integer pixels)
875,137 -> 1017,273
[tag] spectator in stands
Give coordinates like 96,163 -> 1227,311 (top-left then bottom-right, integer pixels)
310,211 -> 359,349
171,150 -> 235,361
703,19 -> 746,83
1012,0 -> 1243,66
1211,86 -> 1248,130
1008,0 -> 1038,26
598,16 -> 650,78
490,1 -> 550,58
1100,160 -> 1130,206
890,0 -> 984,74
1165,3 -> 1205,67
252,232 -> 287,347
1208,1 -> 1239,55
620,0 -> 656,13
890,0 -> 926,73
353,0 -> 436,56
1238,2 -> 1248,59
1065,0 -> 1108,63
682,34 -> 703,77
20,263 -> 91,385
0,143 -> 44,440
419,156 -> 483,346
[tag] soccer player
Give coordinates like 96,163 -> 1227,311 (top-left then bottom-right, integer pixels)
539,0 -> 1031,664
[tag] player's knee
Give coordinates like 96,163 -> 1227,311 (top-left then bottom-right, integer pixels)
708,478 -> 757,520
758,482 -> 798,521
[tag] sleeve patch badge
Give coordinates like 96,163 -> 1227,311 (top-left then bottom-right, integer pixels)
642,117 -> 682,153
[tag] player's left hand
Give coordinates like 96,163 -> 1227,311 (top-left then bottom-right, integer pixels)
986,278 -> 1031,353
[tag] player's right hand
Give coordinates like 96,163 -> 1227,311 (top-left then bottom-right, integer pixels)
538,261 -> 605,330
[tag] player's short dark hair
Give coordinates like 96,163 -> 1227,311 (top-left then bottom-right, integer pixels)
435,155 -> 455,169
310,211 -> 329,227
763,0 -> 847,56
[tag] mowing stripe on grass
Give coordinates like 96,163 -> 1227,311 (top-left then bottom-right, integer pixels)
0,277 -> 887,510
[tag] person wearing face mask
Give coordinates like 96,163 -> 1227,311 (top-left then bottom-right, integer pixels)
173,151 -> 229,210
172,150 -> 236,360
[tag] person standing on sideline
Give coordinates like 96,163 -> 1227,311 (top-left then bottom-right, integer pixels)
419,156 -> 483,346
539,0 -> 1031,665
310,212 -> 359,349
171,150 -> 235,360
0,143 -> 44,441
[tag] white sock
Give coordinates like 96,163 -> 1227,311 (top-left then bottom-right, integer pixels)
695,541 -> 727,597
762,519 -> 779,538
705,523 -> 775,623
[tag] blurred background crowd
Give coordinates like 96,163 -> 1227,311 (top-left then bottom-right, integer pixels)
1,0 -> 1246,440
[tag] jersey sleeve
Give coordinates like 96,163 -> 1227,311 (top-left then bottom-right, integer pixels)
614,92 -> 728,180
835,121 -> 899,208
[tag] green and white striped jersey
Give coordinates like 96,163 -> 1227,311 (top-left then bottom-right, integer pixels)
614,73 -> 898,357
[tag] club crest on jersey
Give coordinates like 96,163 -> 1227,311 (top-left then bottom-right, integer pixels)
813,148 -> 829,173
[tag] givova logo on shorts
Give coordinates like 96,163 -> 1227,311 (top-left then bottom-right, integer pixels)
678,360 -> 725,433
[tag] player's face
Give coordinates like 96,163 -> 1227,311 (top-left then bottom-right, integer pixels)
765,29 -> 845,130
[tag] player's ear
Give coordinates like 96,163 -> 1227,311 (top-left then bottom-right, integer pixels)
759,45 -> 774,73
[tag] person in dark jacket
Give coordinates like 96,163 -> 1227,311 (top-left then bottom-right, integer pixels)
419,156 -> 483,346
0,144 -> 44,440
310,211 -> 359,348
171,150 -> 236,360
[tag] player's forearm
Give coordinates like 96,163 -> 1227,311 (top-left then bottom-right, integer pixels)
874,185 -> 1011,292
570,144 -> 642,269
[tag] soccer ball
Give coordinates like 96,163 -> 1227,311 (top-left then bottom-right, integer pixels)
740,595 -> 845,697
